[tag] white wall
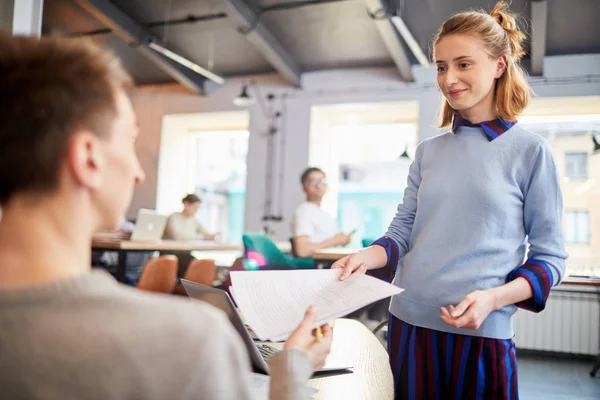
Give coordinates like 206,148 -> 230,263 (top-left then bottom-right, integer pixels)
129,54 -> 600,240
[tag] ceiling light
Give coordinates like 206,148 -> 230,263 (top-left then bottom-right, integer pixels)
233,85 -> 256,107
399,146 -> 410,159
593,134 -> 600,153
148,41 -> 225,85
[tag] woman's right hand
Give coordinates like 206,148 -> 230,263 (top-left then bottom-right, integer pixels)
331,246 -> 387,281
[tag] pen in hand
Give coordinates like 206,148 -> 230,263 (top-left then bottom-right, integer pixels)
316,326 -> 323,343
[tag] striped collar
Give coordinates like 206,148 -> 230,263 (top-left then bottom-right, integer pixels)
451,115 -> 516,141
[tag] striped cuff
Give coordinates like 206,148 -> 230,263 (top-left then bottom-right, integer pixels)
506,258 -> 554,313
368,236 -> 399,283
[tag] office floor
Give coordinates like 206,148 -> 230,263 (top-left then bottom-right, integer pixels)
357,316 -> 600,400
518,353 -> 600,400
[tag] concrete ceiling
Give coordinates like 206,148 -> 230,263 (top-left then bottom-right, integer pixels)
41,0 -> 600,87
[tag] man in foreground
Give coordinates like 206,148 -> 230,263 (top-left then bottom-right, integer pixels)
0,32 -> 331,399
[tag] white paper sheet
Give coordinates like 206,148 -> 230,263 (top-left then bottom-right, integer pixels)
230,269 -> 403,341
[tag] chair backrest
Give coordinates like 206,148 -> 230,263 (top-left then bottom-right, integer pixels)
229,256 -> 246,272
289,237 -> 299,258
183,259 -> 216,287
362,238 -> 376,248
137,255 -> 178,293
242,233 -> 315,270
242,233 -> 291,269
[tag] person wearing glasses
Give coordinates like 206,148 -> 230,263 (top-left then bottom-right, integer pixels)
291,167 -> 351,258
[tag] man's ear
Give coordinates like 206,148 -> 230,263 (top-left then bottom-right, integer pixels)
495,55 -> 508,79
66,131 -> 104,189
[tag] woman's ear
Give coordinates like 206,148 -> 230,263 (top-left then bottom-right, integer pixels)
495,55 -> 508,79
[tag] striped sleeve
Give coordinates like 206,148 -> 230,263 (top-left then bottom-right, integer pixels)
506,258 -> 554,312
368,236 -> 399,283
509,141 -> 568,312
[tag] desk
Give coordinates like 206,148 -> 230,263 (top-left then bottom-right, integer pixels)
313,248 -> 359,263
92,238 -> 244,282
561,277 -> 600,377
91,238 -> 242,252
309,319 -> 393,400
92,238 -> 292,282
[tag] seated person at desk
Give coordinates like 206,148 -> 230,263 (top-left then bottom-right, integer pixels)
291,167 -> 351,258
163,193 -> 216,277
0,32 -> 331,399
92,218 -> 153,285
163,193 -> 216,240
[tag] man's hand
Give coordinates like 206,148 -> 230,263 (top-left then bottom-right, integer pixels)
332,233 -> 351,247
440,290 -> 497,330
284,306 -> 333,371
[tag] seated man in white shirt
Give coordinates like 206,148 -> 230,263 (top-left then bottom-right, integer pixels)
291,167 -> 351,258
163,193 -> 216,240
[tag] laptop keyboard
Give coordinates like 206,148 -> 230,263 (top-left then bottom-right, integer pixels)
257,344 -> 280,362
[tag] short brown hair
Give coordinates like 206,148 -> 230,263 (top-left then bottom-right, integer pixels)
433,1 -> 531,128
0,31 -> 133,205
182,194 -> 201,204
300,167 -> 325,185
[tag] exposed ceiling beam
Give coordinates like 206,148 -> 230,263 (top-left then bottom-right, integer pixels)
75,0 -> 222,94
224,0 -> 302,87
530,0 -> 547,76
364,0 -> 414,81
2,0 -> 44,37
389,16 -> 429,67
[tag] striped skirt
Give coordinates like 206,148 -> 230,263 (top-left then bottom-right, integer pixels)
388,314 -> 518,400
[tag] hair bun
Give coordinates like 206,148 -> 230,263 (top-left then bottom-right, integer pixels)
490,1 -> 526,60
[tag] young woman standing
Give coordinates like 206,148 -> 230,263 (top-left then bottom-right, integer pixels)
334,2 -> 567,398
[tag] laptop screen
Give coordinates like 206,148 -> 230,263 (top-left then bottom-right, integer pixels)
181,280 -> 270,373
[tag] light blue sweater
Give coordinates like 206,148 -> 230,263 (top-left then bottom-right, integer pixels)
382,123 -> 568,339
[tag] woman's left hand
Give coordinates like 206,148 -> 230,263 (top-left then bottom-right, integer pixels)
440,290 -> 497,330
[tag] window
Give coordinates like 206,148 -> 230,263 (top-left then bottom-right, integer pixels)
565,152 -> 588,180
309,101 -> 419,248
518,100 -> 600,277
333,123 -> 417,247
564,211 -> 590,245
191,130 -> 249,244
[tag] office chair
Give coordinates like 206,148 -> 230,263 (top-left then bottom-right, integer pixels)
137,255 -> 178,294
242,233 -> 314,270
362,238 -> 376,248
173,259 -> 217,295
290,237 -> 299,258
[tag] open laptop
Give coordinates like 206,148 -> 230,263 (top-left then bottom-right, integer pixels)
181,279 -> 353,376
129,209 -> 168,242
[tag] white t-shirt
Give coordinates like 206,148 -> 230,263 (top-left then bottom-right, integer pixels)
291,202 -> 338,244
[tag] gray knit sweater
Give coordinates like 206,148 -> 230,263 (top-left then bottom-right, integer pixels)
0,270 -> 313,399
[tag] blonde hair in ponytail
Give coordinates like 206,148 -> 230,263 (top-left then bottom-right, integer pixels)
433,1 -> 531,128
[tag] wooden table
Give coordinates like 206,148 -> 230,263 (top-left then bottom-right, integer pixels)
313,248 -> 359,262
309,319 -> 393,400
92,238 -> 292,282
92,238 -> 245,282
91,238 -> 242,252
